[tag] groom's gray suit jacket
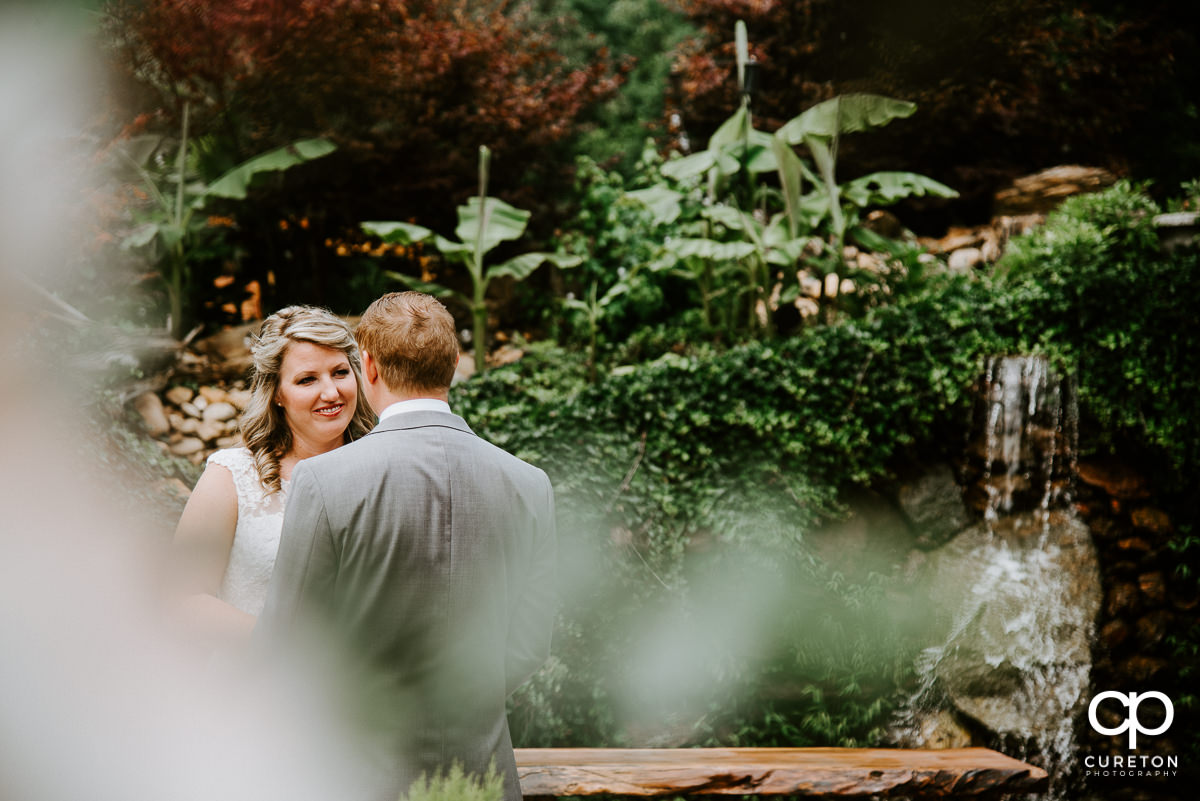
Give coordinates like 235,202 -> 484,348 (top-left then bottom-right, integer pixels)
258,410 -> 556,801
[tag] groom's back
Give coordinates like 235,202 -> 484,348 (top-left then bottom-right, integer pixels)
267,410 -> 555,801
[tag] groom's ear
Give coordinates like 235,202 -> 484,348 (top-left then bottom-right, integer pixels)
361,349 -> 380,385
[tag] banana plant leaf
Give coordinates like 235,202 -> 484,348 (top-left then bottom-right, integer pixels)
200,138 -> 336,204
841,171 -> 958,206
121,220 -> 187,253
626,185 -> 684,226
434,236 -> 474,263
700,204 -> 748,231
766,238 -> 810,266
490,252 -> 582,282
661,150 -> 739,182
361,220 -> 435,244
671,238 -> 757,261
777,94 -> 917,144
709,105 -> 750,151
797,190 -> 832,227
722,132 -> 778,174
455,196 -> 531,257
772,135 -> 806,238
707,107 -> 778,175
806,135 -> 845,238
383,271 -> 466,304
849,225 -> 915,257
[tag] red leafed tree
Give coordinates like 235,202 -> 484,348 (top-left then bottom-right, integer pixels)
105,0 -> 619,310
667,0 -> 1199,228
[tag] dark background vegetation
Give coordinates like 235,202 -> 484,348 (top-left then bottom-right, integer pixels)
93,0 -> 1199,324
73,0 -> 1200,792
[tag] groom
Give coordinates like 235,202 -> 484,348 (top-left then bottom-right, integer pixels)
257,291 -> 556,801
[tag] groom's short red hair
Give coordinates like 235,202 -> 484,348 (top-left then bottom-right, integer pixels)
356,291 -> 459,393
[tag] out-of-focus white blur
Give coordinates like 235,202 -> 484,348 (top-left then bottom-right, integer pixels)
0,11 -> 366,801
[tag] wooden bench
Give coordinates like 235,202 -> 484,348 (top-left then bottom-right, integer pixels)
515,747 -> 1049,798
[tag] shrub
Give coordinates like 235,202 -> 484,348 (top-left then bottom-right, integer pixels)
455,180 -> 1200,749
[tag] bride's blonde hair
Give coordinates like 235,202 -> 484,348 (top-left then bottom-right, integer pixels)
240,306 -> 376,493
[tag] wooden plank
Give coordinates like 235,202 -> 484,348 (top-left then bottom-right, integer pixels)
514,747 -> 1049,798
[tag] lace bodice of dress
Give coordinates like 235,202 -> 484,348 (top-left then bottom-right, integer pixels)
206,447 -> 289,617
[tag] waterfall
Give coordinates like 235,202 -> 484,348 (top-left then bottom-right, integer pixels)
977,354 -> 1077,526
893,355 -> 1098,800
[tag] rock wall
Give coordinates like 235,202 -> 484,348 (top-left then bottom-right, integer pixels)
132,382 -> 251,465
1074,459 -> 1195,800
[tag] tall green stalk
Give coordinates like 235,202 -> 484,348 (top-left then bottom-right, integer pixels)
472,146 -> 492,374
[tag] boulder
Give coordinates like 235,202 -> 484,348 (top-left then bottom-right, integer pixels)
1076,459 -> 1150,500
169,437 -> 205,457
197,385 -> 228,405
895,463 -> 970,549
196,419 -> 225,443
164,385 -> 194,407
993,165 -> 1117,216
202,401 -> 238,422
132,391 -> 170,437
806,487 -> 916,578
908,510 -> 1100,753
193,322 -> 257,378
1130,506 -> 1173,535
947,247 -> 984,274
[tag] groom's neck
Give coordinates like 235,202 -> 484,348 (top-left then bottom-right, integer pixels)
370,385 -> 450,412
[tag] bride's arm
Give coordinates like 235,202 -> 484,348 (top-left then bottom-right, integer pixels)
169,464 -> 256,644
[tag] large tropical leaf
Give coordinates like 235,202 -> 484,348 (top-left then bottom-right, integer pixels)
122,222 -> 161,250
670,238 -> 756,261
765,237 -> 810,266
772,135 -> 806,238
434,235 -> 474,264
455,196 -> 531,257
709,105 -> 751,151
722,129 -> 779,174
700,204 -> 749,232
383,271 -> 466,304
361,220 -> 435,244
777,94 -> 917,144
626,185 -> 684,226
200,138 -> 336,203
841,171 -> 958,207
490,252 -> 582,282
806,136 -> 845,238
660,150 -> 740,182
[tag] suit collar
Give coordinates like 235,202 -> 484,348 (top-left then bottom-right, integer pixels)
366,409 -> 475,437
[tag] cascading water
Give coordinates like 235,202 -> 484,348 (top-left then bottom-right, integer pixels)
892,355 -> 1099,799
976,354 -> 1078,527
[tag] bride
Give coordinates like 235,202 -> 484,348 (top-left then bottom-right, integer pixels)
171,306 -> 376,645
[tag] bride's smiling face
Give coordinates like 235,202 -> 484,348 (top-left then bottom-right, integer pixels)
275,341 -> 358,447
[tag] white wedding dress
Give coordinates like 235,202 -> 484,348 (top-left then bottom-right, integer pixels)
207,447 -> 290,616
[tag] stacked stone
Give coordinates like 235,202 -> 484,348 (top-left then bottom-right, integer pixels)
1074,459 -> 1195,766
131,383 -> 253,464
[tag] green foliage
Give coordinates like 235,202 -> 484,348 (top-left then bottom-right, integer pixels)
364,147 -> 581,372
460,180 -> 1200,751
532,0 -> 697,172
403,764 -> 504,801
458,267 -> 1003,748
116,103 -> 335,336
995,181 -> 1200,479
623,87 -> 956,342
